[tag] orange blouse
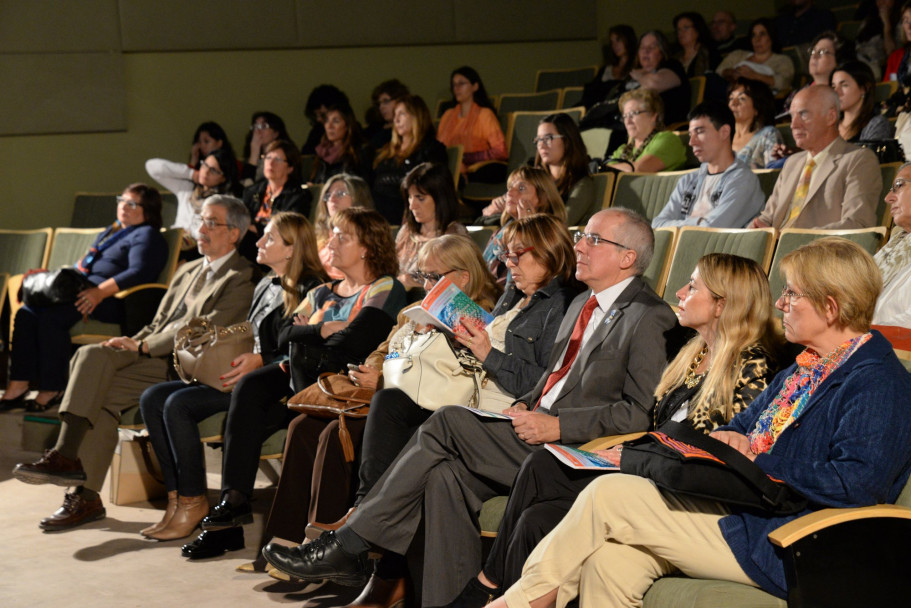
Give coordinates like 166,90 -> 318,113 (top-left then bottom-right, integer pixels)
437,102 -> 507,172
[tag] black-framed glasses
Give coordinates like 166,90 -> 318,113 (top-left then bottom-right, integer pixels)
573,232 -> 629,249
497,246 -> 535,265
116,196 -> 141,209
411,269 -> 458,284
533,134 -> 565,147
201,163 -> 224,176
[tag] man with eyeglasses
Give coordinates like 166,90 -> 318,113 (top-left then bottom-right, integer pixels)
14,195 -> 256,532
260,208 -> 682,607
653,101 -> 765,228
749,85 -> 880,230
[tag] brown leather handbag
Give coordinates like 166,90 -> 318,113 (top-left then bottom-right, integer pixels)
173,317 -> 254,393
287,372 -> 374,462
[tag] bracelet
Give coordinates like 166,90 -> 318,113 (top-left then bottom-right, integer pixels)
138,340 -> 149,357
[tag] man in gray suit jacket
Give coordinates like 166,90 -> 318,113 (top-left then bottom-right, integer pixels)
14,195 -> 256,531
261,209 -> 682,606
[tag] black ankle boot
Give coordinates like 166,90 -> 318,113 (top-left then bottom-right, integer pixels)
432,577 -> 499,608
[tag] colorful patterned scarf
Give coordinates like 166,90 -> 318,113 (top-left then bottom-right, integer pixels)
748,333 -> 872,454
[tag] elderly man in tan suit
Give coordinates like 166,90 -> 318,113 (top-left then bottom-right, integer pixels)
750,85 -> 881,230
14,195 -> 256,531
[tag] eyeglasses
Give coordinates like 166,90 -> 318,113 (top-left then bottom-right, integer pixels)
251,123 -> 272,131
116,196 -> 141,209
201,163 -> 223,176
533,134 -> 565,147
573,232 -> 629,249
263,155 -> 289,164
497,246 -> 535,265
324,189 -> 350,201
411,269 -> 458,284
329,229 -> 353,244
809,48 -> 833,57
778,286 -> 809,305
199,217 -> 232,230
890,178 -> 909,194
621,109 -> 652,121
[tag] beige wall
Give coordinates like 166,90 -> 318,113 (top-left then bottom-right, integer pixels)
598,0 -> 777,40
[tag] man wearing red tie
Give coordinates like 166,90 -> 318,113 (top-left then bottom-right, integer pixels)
262,208 -> 681,607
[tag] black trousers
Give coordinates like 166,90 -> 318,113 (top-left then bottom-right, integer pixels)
483,449 -> 604,590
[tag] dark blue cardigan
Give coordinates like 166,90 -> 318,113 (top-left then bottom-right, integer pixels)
85,224 -> 168,290
718,331 -> 911,598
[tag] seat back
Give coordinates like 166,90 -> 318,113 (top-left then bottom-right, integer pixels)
645,227 -> 678,297
580,128 -> 612,160
875,81 -> 899,104
776,123 -> 796,149
161,192 -> 178,228
591,172 -> 616,211
497,90 -> 562,135
446,145 -> 464,188
610,170 -> 694,222
674,131 -> 700,169
560,86 -> 584,110
767,227 -> 888,300
837,20 -> 863,40
534,66 -> 597,92
0,228 -> 53,275
47,228 -> 103,270
156,227 -> 184,285
879,162 -> 901,228
689,76 -> 706,108
466,226 -> 496,252
781,46 -> 806,89
753,168 -> 781,201
71,193 -> 118,228
663,227 -> 777,306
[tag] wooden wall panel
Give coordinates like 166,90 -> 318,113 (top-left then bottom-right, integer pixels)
296,0 -> 456,47
454,0 -> 596,42
0,1 -> 121,52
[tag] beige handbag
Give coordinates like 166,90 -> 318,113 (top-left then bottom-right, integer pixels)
173,317 -> 254,393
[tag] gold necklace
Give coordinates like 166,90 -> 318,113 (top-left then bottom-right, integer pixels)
684,345 -> 708,388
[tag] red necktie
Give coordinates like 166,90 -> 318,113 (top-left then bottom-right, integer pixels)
535,295 -> 599,410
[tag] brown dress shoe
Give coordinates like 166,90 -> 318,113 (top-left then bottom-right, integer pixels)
147,494 -> 208,541
342,575 -> 406,608
40,492 -> 106,532
13,450 -> 87,487
141,490 -> 178,537
305,506 -> 357,541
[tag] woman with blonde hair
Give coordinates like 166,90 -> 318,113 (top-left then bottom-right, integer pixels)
138,211 -> 326,543
604,88 -> 686,173
448,253 -> 783,608
372,94 -> 448,223
314,174 -> 373,279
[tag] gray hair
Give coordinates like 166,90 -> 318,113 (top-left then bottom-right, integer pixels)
602,208 -> 654,275
203,194 -> 250,238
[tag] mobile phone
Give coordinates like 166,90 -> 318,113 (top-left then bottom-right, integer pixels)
346,363 -> 360,372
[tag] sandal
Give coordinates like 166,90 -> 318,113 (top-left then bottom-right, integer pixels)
25,392 -> 64,413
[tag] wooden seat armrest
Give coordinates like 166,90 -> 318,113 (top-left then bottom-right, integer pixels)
465,159 -> 508,174
114,283 -> 168,299
579,432 -> 647,452
768,504 -> 911,548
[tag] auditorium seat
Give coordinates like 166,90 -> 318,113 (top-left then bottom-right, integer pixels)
534,66 -> 598,93
610,170 -> 694,222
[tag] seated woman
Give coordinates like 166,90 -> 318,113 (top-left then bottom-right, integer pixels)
395,162 -> 469,290
244,234 -> 502,575
729,78 -> 783,169
240,140 -> 311,262
300,85 -> 350,155
241,111 -> 294,187
604,89 -> 686,173
489,238 -> 911,608
437,66 -> 507,175
311,103 -> 373,184
482,114 -> 594,226
364,79 -> 410,150
672,12 -> 718,77
2,184 -> 168,412
580,24 -> 638,110
138,212 -> 326,541
308,216 -> 581,607
146,149 -> 239,255
628,31 -> 691,126
182,207 -> 407,558
372,94 -> 448,224
831,60 -> 894,142
314,174 -> 374,280
188,121 -> 236,171
885,1 -> 911,83
481,167 -> 567,285
782,30 -> 853,115
717,18 -> 795,95
447,253 -> 783,607
874,163 -> 911,327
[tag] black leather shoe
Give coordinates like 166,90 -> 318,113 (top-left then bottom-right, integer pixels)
200,499 -> 252,530
181,527 -> 245,559
261,531 -> 368,587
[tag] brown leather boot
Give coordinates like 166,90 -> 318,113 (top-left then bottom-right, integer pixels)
140,491 -> 178,538
146,494 -> 208,541
305,506 -> 357,541
342,575 -> 406,608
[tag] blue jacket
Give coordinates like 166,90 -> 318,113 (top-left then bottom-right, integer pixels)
85,224 -> 168,290
717,331 -> 911,597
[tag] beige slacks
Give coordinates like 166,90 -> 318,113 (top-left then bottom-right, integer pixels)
60,344 -> 169,491
503,473 -> 757,608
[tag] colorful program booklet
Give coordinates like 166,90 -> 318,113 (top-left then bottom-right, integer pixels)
544,443 -> 621,471
404,276 -> 494,333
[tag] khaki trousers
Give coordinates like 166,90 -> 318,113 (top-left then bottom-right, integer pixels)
503,474 -> 757,608
60,344 -> 169,492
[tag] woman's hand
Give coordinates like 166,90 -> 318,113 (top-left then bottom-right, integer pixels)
453,319 -> 493,362
511,410 -> 560,444
710,430 -> 757,461
482,195 -> 507,217
592,445 -> 623,467
101,336 -> 140,351
349,364 -> 380,389
75,287 -> 105,316
220,352 -> 263,388
320,320 -> 349,339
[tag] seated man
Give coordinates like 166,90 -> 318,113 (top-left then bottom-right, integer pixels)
652,100 -> 765,228
13,195 -> 256,531
262,208 -> 683,607
750,85 -> 880,230
710,11 -> 748,56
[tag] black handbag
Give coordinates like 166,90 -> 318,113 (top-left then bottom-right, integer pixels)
857,139 -> 904,163
21,268 -> 95,307
619,421 -> 807,515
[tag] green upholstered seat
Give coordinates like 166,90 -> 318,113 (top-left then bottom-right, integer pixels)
643,576 -> 786,608
644,227 -> 677,297
610,170 -> 694,222
0,228 -> 53,275
580,128 -> 612,161
466,226 -> 496,252
535,66 -> 597,93
479,496 -> 508,537
591,172 -> 615,212
497,91 -> 561,136
560,86 -> 584,110
878,162 -> 900,228
753,169 -> 781,201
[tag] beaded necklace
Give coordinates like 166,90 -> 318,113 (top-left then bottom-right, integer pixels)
748,332 -> 871,454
